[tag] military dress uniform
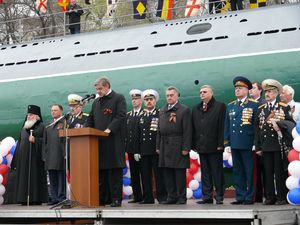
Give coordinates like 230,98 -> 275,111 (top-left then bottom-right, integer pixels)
137,108 -> 167,203
67,111 -> 89,129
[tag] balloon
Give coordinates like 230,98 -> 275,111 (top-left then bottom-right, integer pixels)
228,156 -> 233,167
1,157 -> 7,165
2,175 -> 7,186
286,176 -> 300,190
223,151 -> 231,161
1,137 -> 15,152
123,195 -> 129,200
0,146 -> 7,158
288,149 -> 300,162
287,188 -> 300,205
189,150 -> 198,160
123,177 -> 131,186
296,122 -> 300,135
292,127 -> 300,139
186,172 -> 193,185
288,161 -> 300,178
292,137 -> 300,152
0,157 -> 2,165
0,196 -> 3,205
0,175 -> 3,184
123,167 -> 128,175
10,143 -> 17,156
193,187 -> 202,199
0,164 -> 8,176
0,185 -> 5,195
123,186 -> 133,196
124,169 -> 131,178
189,179 -> 200,191
223,160 -> 231,168
125,153 -> 128,161
193,171 -> 201,181
126,160 -> 129,168
189,163 -> 199,175
6,154 -> 13,168
186,188 -> 193,199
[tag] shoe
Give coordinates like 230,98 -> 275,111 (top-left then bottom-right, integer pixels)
47,201 -> 58,206
139,200 -> 155,204
161,199 -> 177,205
231,200 -> 244,205
128,199 -> 142,203
216,200 -> 223,205
176,199 -> 187,205
110,200 -> 122,207
196,199 -> 213,204
243,201 -> 254,205
263,199 -> 276,205
275,199 -> 287,205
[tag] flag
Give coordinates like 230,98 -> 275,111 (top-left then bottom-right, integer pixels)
156,0 -> 173,20
106,0 -> 118,17
221,0 -> 230,13
58,0 -> 70,12
133,0 -> 147,19
185,0 -> 200,17
36,0 -> 47,13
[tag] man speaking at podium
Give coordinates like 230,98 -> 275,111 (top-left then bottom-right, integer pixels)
85,76 -> 127,207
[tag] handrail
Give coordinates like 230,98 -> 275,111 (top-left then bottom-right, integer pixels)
0,0 -> 298,46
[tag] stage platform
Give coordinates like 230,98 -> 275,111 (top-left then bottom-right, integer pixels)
0,199 -> 299,225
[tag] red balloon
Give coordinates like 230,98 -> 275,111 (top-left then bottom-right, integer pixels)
125,153 -> 128,161
189,163 -> 199,175
186,172 -> 193,185
0,164 -> 8,176
2,175 -> 7,186
190,158 -> 199,165
288,149 -> 300,162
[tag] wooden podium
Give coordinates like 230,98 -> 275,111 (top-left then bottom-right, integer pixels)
59,127 -> 108,207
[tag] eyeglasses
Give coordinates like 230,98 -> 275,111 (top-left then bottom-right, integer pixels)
200,91 -> 207,94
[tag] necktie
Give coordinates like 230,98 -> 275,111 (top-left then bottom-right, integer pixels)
269,103 -> 273,111
238,100 -> 242,106
168,105 -> 172,110
134,111 -> 137,116
203,103 -> 207,112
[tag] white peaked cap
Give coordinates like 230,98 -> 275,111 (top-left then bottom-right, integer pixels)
142,89 -> 159,102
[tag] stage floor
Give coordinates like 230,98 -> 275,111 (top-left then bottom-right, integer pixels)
0,199 -> 299,225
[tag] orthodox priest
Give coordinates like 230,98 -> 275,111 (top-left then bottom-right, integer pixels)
14,105 -> 48,205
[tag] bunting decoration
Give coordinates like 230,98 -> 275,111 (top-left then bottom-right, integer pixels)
58,0 -> 70,12
156,0 -> 173,20
36,0 -> 48,13
185,0 -> 200,17
133,0 -> 147,19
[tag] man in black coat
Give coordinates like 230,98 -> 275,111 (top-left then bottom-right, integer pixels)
136,89 -> 167,204
43,104 -> 66,205
192,85 -> 226,205
14,105 -> 48,205
85,76 -> 126,207
66,0 -> 84,34
125,89 -> 143,203
156,86 -> 192,205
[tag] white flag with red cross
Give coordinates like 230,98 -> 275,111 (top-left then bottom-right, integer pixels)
36,0 -> 48,13
185,0 -> 201,17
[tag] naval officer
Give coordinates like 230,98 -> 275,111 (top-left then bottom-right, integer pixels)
67,94 -> 88,129
224,76 -> 259,205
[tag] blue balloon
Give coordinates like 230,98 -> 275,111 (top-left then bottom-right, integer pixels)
2,157 -> 7,165
10,142 -> 17,155
123,177 -> 131,186
296,122 -> 300,135
223,160 -> 232,168
198,181 -> 202,189
193,187 -> 202,199
287,188 -> 300,205
123,195 -> 129,200
123,167 -> 128,175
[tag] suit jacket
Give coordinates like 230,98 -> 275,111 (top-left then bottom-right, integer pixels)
85,90 -> 126,169
192,97 -> 226,154
67,111 -> 88,129
156,102 -> 192,168
125,109 -> 143,154
224,98 -> 259,150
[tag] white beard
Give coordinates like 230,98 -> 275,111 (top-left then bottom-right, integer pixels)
23,119 -> 37,129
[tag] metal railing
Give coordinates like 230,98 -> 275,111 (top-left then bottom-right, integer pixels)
0,0 -> 298,45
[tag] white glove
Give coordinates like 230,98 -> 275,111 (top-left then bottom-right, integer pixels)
134,154 -> 141,162
252,145 -> 256,151
224,146 -> 231,153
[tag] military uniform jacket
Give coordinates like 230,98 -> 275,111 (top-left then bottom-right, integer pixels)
125,109 -> 143,154
67,111 -> 88,129
136,108 -> 159,156
85,90 -> 127,169
224,98 -> 259,150
43,119 -> 66,170
156,102 -> 192,168
192,97 -> 226,153
255,101 -> 294,152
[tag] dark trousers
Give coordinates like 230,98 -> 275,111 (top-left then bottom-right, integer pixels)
140,155 -> 167,202
231,0 -> 243,10
163,168 -> 186,202
254,154 -> 266,202
69,25 -> 80,34
209,0 -> 222,14
99,168 -> 123,205
48,170 -> 66,203
263,151 -> 288,201
199,152 -> 224,201
232,149 -> 254,202
128,153 -> 143,201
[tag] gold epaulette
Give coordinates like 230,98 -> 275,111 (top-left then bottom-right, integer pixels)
279,102 -> 288,107
83,113 -> 89,116
258,103 -> 267,109
228,100 -> 236,105
248,98 -> 258,103
224,140 -> 229,145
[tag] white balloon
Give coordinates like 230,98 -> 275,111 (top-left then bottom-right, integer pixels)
286,176 -> 300,190
123,185 -> 133,195
126,160 -> 129,168
0,196 -> 3,205
0,175 -> 3,184
6,154 -> 13,168
0,144 -> 10,157
0,185 -> 5,196
189,150 -> 199,160
0,157 -> 2,165
288,161 -> 300,178
292,127 -> 300,139
223,151 -> 231,161
193,171 -> 201,181
293,137 -> 300,152
228,156 -> 233,167
1,137 -> 15,151
186,188 -> 193,199
189,179 -> 200,191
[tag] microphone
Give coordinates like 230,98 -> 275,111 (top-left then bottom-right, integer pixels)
81,94 -> 91,102
64,111 -> 72,119
83,94 -> 96,102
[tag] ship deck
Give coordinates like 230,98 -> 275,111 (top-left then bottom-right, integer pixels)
0,199 -> 299,225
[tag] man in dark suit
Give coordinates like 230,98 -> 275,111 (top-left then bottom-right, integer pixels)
125,89 -> 143,203
224,76 -> 259,205
66,0 -> 84,34
136,89 -> 167,204
192,85 -> 226,205
156,86 -> 192,205
85,76 -> 126,207
255,79 -> 294,205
